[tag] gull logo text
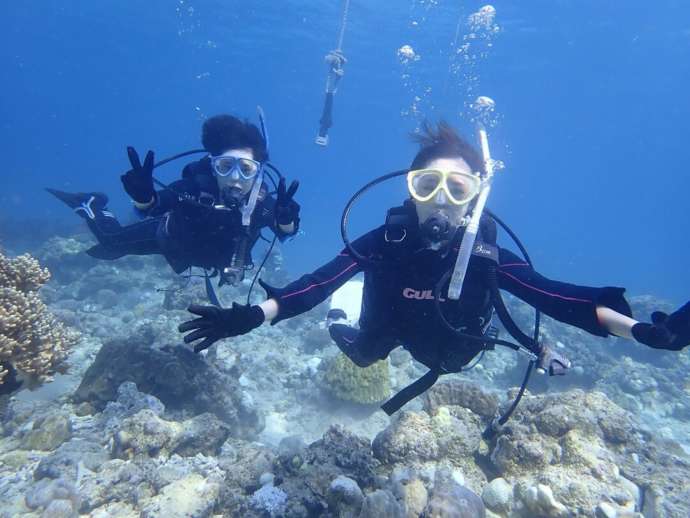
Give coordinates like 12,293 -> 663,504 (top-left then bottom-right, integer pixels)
402,288 -> 446,302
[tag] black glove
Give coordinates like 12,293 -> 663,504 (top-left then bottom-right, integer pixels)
121,147 -> 155,204
632,301 -> 690,351
178,302 -> 265,353
274,178 -> 300,227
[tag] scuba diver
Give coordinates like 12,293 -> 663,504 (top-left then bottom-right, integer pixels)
48,114 -> 301,288
178,121 -> 690,416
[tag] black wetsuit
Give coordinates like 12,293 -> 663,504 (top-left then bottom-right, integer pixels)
262,223 -> 632,372
84,158 -> 292,273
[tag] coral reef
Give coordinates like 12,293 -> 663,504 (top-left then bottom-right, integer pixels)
319,353 -> 392,404
34,235 -> 98,285
420,381 -> 690,518
73,339 -> 264,439
1,233 -> 689,517
2,366 -> 689,517
300,324 -> 332,354
0,252 -> 77,387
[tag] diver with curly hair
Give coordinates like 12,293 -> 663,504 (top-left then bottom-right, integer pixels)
48,114 -> 300,286
179,121 -> 689,412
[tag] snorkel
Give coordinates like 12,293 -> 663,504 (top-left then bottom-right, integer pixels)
220,106 -> 270,286
447,124 -> 495,299
241,106 -> 270,227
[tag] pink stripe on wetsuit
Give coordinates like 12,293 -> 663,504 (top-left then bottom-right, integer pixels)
498,269 -> 592,304
280,260 -> 358,299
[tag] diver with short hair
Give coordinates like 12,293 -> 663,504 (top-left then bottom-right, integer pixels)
179,121 -> 689,411
48,114 -> 301,286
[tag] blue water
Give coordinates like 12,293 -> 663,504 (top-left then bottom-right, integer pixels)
2,0 -> 689,304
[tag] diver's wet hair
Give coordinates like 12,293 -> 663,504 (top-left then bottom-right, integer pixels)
410,120 -> 484,173
202,114 -> 268,161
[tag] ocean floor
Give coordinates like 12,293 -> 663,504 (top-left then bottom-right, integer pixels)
1,231 -> 689,517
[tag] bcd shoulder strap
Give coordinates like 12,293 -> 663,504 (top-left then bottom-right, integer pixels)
384,200 -> 418,243
471,215 -> 499,263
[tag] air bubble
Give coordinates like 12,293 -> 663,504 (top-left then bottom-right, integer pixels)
397,45 -> 420,64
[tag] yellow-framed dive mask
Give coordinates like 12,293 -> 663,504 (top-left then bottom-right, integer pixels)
407,169 -> 482,206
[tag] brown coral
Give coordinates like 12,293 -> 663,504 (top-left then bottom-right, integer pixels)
0,252 -> 77,386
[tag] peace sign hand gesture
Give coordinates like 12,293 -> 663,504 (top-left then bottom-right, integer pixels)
121,147 -> 155,204
275,178 -> 300,227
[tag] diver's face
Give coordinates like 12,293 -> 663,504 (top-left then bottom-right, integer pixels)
214,148 -> 257,196
411,157 -> 473,229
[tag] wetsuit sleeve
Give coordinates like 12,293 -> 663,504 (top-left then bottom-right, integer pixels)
497,247 -> 632,337
259,230 -> 380,324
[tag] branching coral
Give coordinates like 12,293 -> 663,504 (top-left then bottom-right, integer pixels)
0,252 -> 78,386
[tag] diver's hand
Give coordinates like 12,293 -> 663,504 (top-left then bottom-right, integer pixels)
632,301 -> 690,351
121,147 -> 155,204
274,178 -> 300,227
179,303 -> 265,353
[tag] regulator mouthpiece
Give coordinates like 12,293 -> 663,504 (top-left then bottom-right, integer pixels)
221,186 -> 244,209
421,214 -> 452,244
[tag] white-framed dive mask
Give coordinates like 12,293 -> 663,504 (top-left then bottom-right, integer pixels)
210,155 -> 261,179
